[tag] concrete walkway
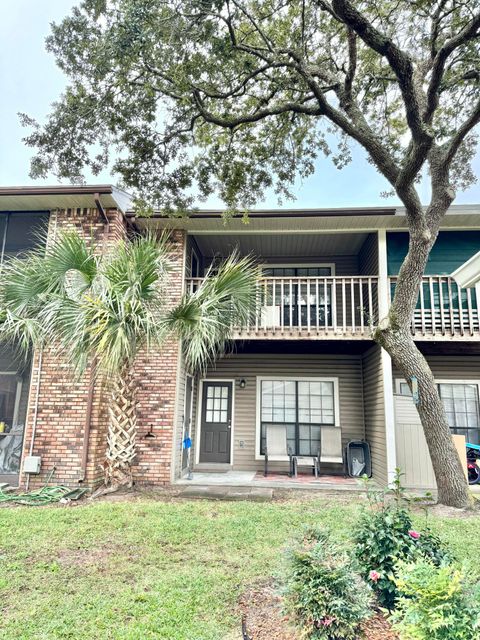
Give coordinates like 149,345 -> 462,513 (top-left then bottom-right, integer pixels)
176,470 -> 362,492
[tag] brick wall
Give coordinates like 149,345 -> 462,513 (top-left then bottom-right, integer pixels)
20,214 -> 186,489
132,230 -> 186,485
21,208 -> 127,489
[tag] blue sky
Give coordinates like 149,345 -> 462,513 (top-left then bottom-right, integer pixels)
1,0 -> 479,208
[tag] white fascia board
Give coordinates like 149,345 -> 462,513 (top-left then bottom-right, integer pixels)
451,251 -> 480,289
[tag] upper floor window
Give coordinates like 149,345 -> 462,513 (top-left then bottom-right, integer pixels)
262,265 -> 333,277
0,212 -> 49,264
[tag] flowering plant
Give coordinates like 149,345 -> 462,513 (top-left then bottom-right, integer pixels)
354,471 -> 451,609
283,526 -> 372,639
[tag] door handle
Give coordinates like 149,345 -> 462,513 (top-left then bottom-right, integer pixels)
227,420 -> 232,429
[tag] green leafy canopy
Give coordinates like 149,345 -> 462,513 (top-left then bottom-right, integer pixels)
21,1 -> 480,212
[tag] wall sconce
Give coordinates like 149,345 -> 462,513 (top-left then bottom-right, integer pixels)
238,378 -> 247,389
145,423 -> 156,439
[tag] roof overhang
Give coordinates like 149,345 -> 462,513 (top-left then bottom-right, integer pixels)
451,250 -> 480,288
0,185 -> 132,214
130,204 -> 480,234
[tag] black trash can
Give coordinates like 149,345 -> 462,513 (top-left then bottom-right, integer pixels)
345,440 -> 372,478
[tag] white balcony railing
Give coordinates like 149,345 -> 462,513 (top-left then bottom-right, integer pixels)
186,276 -> 379,338
388,275 -> 480,337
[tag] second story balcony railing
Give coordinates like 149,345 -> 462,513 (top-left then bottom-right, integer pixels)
388,275 -> 480,338
186,276 -> 379,339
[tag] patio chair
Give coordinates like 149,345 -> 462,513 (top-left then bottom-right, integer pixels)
292,426 -> 343,478
264,424 -> 294,477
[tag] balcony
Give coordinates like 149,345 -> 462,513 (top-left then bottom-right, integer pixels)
388,275 -> 480,339
186,276 -> 379,339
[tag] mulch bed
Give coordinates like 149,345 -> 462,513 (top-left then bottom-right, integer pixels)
239,580 -> 398,640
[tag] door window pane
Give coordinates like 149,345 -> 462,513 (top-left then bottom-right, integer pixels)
205,385 -> 229,423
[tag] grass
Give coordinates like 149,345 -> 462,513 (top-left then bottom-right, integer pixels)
1,492 -> 479,640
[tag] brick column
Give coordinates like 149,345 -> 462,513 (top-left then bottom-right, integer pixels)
133,230 -> 186,485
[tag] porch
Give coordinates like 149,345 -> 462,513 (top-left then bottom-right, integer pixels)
176,469 -> 360,493
174,342 -> 390,487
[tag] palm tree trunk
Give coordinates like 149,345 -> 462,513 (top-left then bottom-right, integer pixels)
104,367 -> 137,489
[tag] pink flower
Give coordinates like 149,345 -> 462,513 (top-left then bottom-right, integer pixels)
369,570 -> 381,583
321,616 -> 335,627
408,530 -> 421,540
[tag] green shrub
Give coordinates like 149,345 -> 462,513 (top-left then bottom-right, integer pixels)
354,471 -> 450,609
283,527 -> 372,639
391,559 -> 480,639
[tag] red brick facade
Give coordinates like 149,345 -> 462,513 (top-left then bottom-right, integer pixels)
20,209 -> 186,489
132,230 -> 185,485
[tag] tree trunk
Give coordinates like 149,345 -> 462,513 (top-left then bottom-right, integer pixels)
374,200 -> 472,508
104,367 -> 137,490
378,328 -> 472,508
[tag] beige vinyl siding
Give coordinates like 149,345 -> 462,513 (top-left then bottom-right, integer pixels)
392,354 -> 480,489
191,352 -> 365,472
393,354 -> 480,382
362,344 -> 388,484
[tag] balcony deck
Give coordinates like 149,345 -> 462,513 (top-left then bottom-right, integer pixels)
389,276 -> 480,340
187,274 -> 480,341
187,276 -> 379,340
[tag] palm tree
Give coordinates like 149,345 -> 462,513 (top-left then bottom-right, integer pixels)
0,230 -> 258,491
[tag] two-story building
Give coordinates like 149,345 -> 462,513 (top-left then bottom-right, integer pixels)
0,185 -> 479,491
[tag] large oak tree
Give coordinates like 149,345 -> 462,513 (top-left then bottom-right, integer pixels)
23,0 -> 480,507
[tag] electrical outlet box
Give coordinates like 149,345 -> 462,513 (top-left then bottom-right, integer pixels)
23,456 -> 41,474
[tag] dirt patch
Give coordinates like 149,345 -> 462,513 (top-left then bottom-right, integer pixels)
360,613 -> 399,640
55,546 -> 113,567
238,581 -> 397,640
238,580 -> 297,640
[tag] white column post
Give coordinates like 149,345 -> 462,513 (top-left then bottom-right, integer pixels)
378,229 -> 397,481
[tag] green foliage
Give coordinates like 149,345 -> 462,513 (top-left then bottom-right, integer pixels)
391,560 -> 480,640
283,526 -> 372,639
0,231 -> 258,377
20,1 -> 479,210
354,471 -> 450,609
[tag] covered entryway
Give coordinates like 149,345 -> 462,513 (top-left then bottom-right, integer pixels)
198,381 -> 233,464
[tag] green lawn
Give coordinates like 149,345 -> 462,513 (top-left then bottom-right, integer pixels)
1,493 -> 479,640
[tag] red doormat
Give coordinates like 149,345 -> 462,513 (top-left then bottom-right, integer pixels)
254,471 -> 357,485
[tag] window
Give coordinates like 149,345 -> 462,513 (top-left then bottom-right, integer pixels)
261,265 -> 334,327
438,383 -> 480,445
190,247 -> 200,278
259,378 -> 338,456
0,212 -> 49,264
0,373 -> 23,474
396,380 -> 480,445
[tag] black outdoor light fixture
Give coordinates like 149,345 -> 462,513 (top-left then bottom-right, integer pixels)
145,423 -> 156,439
238,378 -> 247,389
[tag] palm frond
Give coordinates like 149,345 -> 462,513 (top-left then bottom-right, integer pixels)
166,254 -> 259,373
